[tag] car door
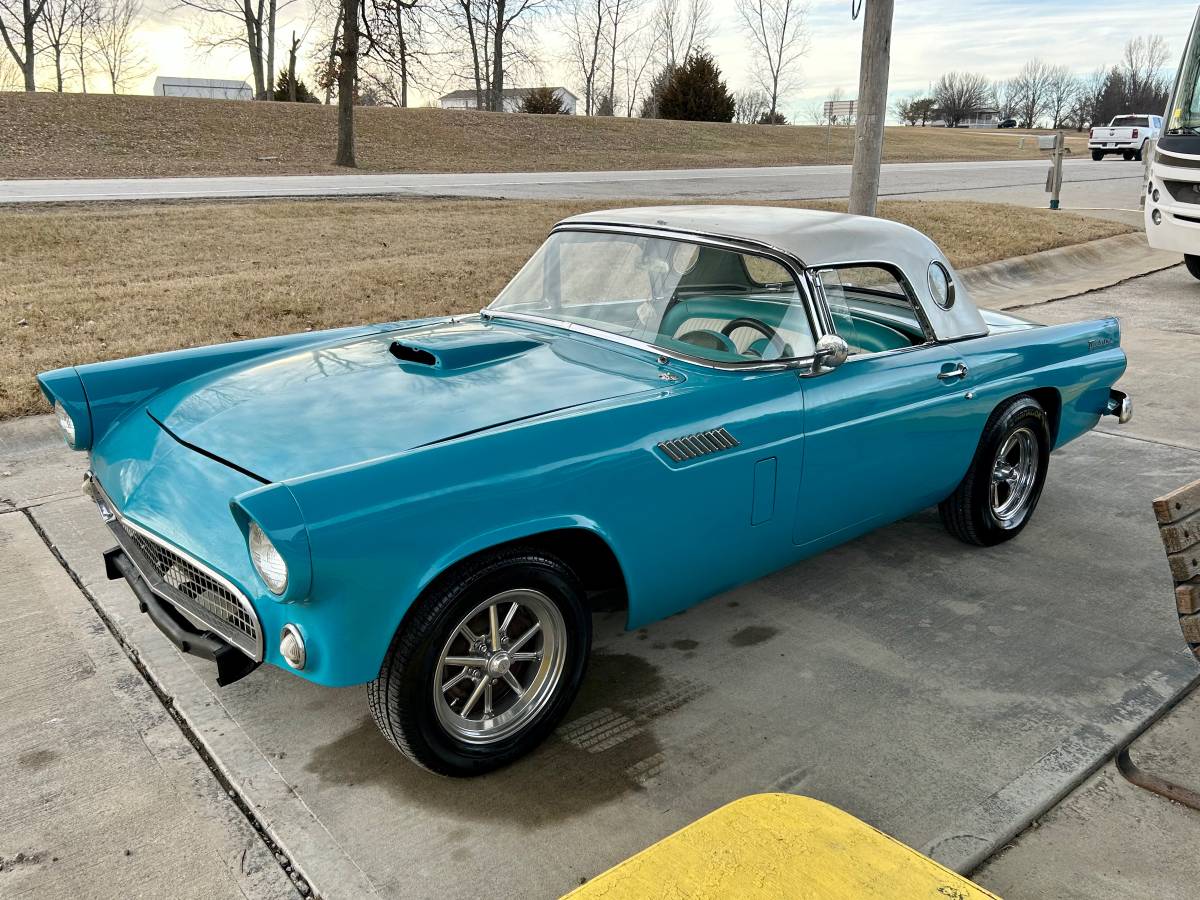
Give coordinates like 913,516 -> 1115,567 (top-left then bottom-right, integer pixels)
792,266 -> 983,548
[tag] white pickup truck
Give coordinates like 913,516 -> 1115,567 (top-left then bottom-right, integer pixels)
1089,114 -> 1162,161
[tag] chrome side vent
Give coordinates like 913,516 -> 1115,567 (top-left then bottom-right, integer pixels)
658,428 -> 739,462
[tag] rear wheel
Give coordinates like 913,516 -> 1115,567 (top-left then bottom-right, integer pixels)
1134,141 -> 1146,162
368,548 -> 591,776
940,396 -> 1051,546
1122,150 -> 1134,161
1186,255 -> 1200,280
1091,150 -> 1104,161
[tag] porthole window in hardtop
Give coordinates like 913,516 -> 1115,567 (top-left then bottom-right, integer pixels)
927,261 -> 955,310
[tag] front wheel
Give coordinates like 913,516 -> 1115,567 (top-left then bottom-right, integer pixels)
368,548 -> 591,776
1091,150 -> 1104,161
1186,255 -> 1200,280
939,396 -> 1051,546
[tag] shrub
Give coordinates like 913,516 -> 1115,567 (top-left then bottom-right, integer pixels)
520,87 -> 565,114
659,52 -> 735,123
273,69 -> 319,103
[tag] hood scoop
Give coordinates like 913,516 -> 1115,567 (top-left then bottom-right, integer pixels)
388,327 -> 542,371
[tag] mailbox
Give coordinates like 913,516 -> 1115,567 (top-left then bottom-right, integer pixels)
1037,134 -> 1058,150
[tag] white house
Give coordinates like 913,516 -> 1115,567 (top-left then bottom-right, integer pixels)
154,77 -> 254,100
930,107 -> 1003,128
439,86 -> 578,114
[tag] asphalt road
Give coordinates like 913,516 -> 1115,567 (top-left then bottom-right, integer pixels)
0,158 -> 1148,224
2,261 -> 1197,898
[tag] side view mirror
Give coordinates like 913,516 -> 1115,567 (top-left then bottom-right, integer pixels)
811,334 -> 849,374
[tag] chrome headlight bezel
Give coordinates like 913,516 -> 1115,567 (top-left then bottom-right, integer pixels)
248,521 -> 289,595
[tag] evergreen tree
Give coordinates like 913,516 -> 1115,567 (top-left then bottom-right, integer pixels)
273,69 -> 319,103
659,52 -> 735,123
519,87 -> 566,114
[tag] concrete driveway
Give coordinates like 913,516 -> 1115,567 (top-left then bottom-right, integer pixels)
0,157 -> 1147,225
3,265 -> 1197,898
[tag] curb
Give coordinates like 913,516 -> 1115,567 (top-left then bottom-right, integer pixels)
959,232 -> 1179,310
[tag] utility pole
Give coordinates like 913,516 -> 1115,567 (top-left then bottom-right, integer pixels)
848,0 -> 894,217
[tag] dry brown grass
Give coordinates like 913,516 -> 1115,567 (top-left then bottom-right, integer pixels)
0,92 -> 1089,179
0,197 -> 1128,420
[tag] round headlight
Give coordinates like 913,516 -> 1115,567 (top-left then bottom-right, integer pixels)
249,521 -> 288,594
54,400 -> 76,446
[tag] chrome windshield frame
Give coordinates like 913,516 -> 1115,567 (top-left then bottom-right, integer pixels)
481,223 -> 828,373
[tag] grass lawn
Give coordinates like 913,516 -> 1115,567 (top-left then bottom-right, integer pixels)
0,197 -> 1129,420
0,92 -> 1089,179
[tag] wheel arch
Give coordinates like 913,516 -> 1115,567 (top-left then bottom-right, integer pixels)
415,520 -> 630,621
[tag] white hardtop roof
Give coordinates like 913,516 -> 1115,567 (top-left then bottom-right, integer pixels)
556,205 -> 987,341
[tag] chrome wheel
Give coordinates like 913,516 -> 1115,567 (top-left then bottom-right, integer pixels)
433,588 -> 567,745
990,426 -> 1038,528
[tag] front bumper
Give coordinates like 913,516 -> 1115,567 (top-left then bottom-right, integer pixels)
86,472 -> 263,685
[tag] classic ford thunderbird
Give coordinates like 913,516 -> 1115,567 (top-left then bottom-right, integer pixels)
39,206 -> 1132,775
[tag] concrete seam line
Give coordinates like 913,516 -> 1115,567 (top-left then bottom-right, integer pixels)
924,660 -> 1200,876
19,506 -> 316,900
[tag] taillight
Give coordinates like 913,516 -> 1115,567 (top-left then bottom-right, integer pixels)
1132,128 -> 1139,139
1089,128 -> 1094,139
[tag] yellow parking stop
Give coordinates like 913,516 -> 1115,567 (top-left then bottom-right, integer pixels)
564,793 -> 998,899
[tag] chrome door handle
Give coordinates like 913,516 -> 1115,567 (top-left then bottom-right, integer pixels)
937,363 -> 969,381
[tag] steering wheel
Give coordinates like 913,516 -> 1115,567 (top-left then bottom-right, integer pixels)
721,317 -> 789,359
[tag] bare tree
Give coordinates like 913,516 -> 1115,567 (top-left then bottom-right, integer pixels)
1121,33 -> 1169,110
336,0 -> 359,164
0,0 -> 48,90
1073,66 -> 1106,129
93,0 -> 144,92
733,87 -> 766,124
735,0 -> 805,122
0,41 -> 20,86
932,71 -> 989,127
653,0 -> 708,70
175,0 -> 297,98
363,0 -> 434,106
1044,63 -> 1076,129
1010,57 -> 1051,128
612,0 -> 657,115
990,77 -> 1018,121
561,0 -> 606,114
602,0 -> 640,114
37,0 -> 82,90
71,0 -> 99,90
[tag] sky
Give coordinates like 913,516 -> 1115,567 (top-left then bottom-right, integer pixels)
121,0 -> 1199,113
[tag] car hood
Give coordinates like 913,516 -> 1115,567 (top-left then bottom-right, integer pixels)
146,318 -> 665,482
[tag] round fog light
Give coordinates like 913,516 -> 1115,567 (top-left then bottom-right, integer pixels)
280,625 -> 306,670
1152,208 -> 1162,225
1152,188 -> 1160,203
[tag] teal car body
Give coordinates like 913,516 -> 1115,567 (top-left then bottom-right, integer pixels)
38,206 -> 1130,691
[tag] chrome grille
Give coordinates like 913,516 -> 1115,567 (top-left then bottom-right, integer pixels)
89,475 -> 263,662
658,428 -> 739,462
126,528 -> 259,645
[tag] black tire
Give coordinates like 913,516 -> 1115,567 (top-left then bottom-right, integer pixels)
368,548 -> 592,776
1091,150 -> 1104,161
1122,150 -> 1134,161
1185,254 -> 1200,280
1134,142 -> 1146,162
939,396 -> 1051,547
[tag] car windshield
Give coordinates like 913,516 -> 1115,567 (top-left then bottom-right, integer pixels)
1169,12 -> 1200,133
488,230 -> 816,364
